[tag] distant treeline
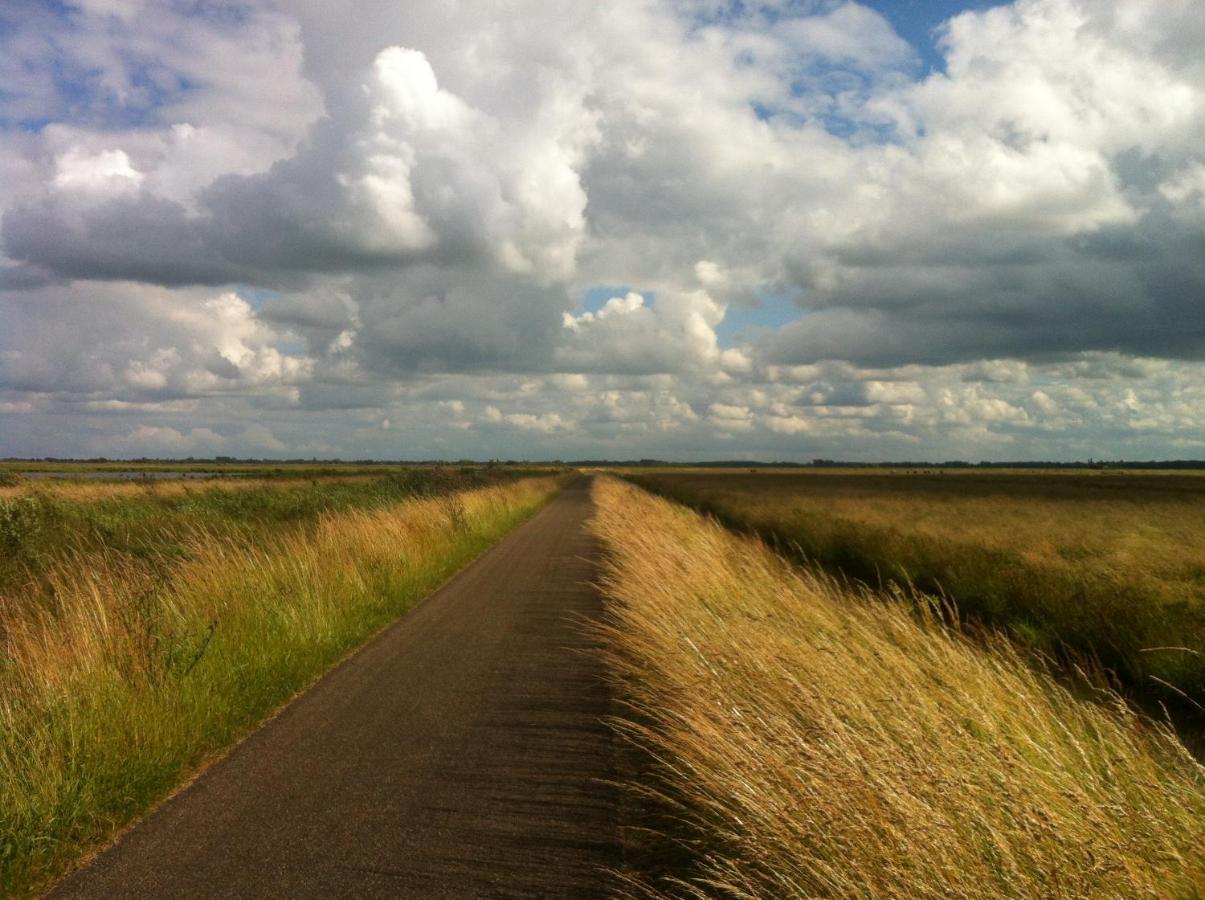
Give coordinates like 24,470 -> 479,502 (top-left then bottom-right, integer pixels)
1,457 -> 560,467
809,459 -> 1205,470
5,457 -> 1205,470
572,459 -> 1205,470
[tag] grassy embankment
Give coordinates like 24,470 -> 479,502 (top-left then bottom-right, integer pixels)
593,478 -> 1204,898
0,461 -> 391,476
0,469 -> 565,897
0,473 -> 376,504
626,470 -> 1205,707
0,466 -> 552,605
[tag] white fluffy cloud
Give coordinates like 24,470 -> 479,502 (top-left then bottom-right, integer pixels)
1,0 -> 1203,460
0,284 -> 308,400
558,290 -> 738,375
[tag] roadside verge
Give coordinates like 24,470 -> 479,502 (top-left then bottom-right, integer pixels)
1,475 -> 566,898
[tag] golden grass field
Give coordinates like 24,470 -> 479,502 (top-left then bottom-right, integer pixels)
592,477 -> 1205,898
0,474 -> 376,503
626,469 -> 1205,708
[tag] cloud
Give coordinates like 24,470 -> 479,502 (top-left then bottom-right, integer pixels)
557,290 -> 734,375
483,405 -> 570,433
4,38 -> 593,287
0,283 -> 308,399
2,0 -> 1205,460
53,147 -> 144,193
121,424 -> 225,455
759,0 -> 1205,366
111,421 -> 285,456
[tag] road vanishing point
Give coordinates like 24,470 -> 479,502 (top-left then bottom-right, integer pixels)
52,476 -> 620,899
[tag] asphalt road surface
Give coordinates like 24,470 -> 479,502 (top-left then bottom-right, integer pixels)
52,476 -> 619,899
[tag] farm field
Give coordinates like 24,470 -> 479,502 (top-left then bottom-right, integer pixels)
592,477 -> 1205,897
0,465 -> 565,896
624,468 -> 1205,710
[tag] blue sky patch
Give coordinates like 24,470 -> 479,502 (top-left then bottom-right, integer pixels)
863,0 -> 1008,73
237,286 -> 280,312
716,293 -> 802,347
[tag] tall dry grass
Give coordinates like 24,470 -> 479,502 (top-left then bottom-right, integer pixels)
592,477 -> 1204,898
0,467 -> 548,606
629,470 -> 1205,702
0,476 -> 562,897
0,474 -> 375,503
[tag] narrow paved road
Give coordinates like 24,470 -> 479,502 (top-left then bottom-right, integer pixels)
52,476 -> 618,899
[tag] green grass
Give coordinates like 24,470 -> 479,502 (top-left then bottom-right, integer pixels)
0,474 -> 565,897
0,460 -> 569,478
625,469 -> 1205,712
2,460 -> 426,476
0,466 -> 555,605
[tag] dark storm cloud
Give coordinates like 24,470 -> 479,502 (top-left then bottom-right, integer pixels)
764,217 -> 1205,367
2,194 -> 250,287
0,262 -> 58,291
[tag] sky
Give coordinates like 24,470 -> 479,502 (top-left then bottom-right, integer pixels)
0,0 -> 1203,462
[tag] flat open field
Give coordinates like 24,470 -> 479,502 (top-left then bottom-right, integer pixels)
625,468 -> 1205,708
3,467 -> 1202,898
1,460 -> 417,475
0,464 -> 558,601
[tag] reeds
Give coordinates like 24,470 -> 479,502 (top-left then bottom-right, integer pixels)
0,468 -> 547,605
592,477 -> 1205,898
0,476 -> 563,897
628,470 -> 1205,702
0,475 -> 378,503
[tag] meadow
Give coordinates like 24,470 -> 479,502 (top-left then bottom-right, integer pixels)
0,465 -> 553,606
0,466 -> 565,897
625,469 -> 1205,711
592,477 -> 1204,898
